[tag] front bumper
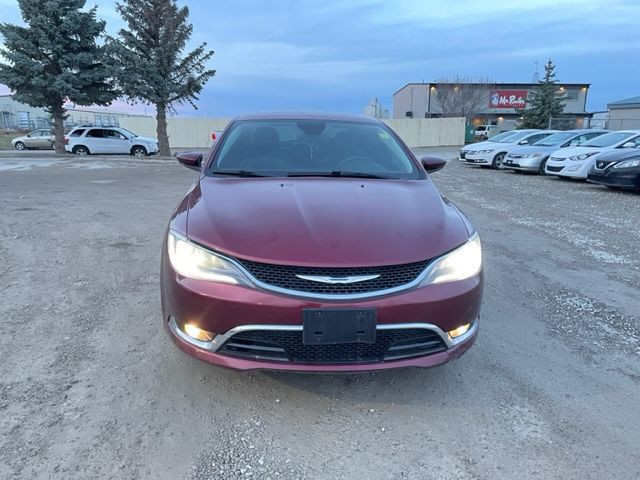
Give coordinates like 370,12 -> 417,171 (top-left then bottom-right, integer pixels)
161,251 -> 483,372
464,154 -> 492,166
504,157 -> 541,171
587,168 -> 640,190
545,161 -> 591,179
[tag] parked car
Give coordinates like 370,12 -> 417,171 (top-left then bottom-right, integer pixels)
458,130 -> 521,161
161,112 -> 483,372
587,147 -> 640,191
545,130 -> 640,179
474,124 -> 499,139
503,129 -> 609,174
11,129 -> 55,150
463,129 -> 556,169
64,126 -> 158,156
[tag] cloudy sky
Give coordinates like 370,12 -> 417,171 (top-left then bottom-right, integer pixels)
1,0 -> 639,117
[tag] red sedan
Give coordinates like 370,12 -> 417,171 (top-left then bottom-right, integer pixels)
161,113 -> 483,371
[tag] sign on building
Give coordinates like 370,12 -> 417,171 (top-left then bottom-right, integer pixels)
488,90 -> 528,109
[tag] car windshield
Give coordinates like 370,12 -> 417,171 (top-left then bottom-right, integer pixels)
534,132 -> 576,146
487,131 -> 517,142
209,119 -> 422,179
495,131 -> 533,143
583,132 -> 633,147
118,128 -> 138,139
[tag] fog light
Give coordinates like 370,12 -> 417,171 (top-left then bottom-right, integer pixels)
448,323 -> 471,339
183,323 -> 215,342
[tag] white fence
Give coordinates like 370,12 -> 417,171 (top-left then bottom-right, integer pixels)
119,116 -> 465,149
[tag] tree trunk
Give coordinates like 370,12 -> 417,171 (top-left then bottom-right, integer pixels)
51,106 -> 66,155
156,103 -> 171,157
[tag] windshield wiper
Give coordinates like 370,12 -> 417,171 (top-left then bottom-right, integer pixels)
287,171 -> 390,179
212,170 -> 271,177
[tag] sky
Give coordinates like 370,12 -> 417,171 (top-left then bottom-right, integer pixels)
1,0 -> 639,117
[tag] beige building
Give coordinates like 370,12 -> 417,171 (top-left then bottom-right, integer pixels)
392,82 -> 591,130
607,96 -> 640,130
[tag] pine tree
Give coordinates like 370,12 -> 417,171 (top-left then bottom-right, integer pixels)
0,0 -> 116,153
110,0 -> 215,156
518,60 -> 566,129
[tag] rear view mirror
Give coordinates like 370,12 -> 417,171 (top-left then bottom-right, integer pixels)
176,152 -> 203,171
421,156 -> 447,173
621,142 -> 635,148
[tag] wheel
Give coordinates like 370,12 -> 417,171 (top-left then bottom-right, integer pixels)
15,141 -> 25,151
131,146 -> 147,157
492,152 -> 506,170
73,145 -> 90,156
538,157 -> 549,175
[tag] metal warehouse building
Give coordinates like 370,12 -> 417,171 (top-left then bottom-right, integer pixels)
393,82 -> 591,130
607,96 -> 640,130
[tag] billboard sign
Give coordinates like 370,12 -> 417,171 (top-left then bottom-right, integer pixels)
489,90 -> 528,109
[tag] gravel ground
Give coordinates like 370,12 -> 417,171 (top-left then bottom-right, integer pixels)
0,150 -> 639,479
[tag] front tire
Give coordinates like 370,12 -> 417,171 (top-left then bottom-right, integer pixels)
492,152 -> 506,170
73,145 -> 90,156
15,141 -> 25,151
538,157 -> 549,175
131,146 -> 147,157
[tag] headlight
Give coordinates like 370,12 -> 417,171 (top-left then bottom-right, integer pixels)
613,159 -> 640,169
569,152 -> 599,161
477,149 -> 494,154
167,230 -> 254,286
521,153 -> 541,158
420,234 -> 482,285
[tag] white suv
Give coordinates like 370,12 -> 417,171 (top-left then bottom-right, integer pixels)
65,126 -> 158,156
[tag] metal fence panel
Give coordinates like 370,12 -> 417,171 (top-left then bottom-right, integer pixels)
119,116 -> 465,149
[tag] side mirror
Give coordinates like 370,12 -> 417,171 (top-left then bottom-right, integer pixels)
621,141 -> 635,148
176,152 -> 203,171
421,156 -> 447,173
518,140 -> 529,145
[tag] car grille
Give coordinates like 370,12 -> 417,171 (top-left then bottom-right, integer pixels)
235,258 -> 431,295
218,328 -> 447,364
547,166 -> 564,172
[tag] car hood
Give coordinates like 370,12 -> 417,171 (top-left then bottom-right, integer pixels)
184,177 -> 470,266
133,136 -> 157,143
462,140 -> 499,150
550,146 -> 606,159
596,148 -> 640,162
508,144 -> 561,156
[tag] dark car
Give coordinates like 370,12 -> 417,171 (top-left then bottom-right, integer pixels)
161,113 -> 483,372
587,147 -> 640,191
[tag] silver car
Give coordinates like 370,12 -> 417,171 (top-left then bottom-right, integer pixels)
503,129 -> 609,174
11,129 -> 55,150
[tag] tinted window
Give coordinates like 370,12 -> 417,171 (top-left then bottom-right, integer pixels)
496,131 -> 534,143
104,129 -> 126,140
534,132 -> 575,146
86,129 -> 104,138
525,133 -> 550,144
70,129 -> 86,137
211,120 -> 421,179
583,132 -> 634,147
488,131 -> 517,142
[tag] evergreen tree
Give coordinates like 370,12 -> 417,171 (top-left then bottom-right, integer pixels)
518,60 -> 566,129
110,0 -> 215,156
0,0 -> 116,153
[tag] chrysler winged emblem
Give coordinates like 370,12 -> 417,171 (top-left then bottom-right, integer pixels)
295,274 -> 380,284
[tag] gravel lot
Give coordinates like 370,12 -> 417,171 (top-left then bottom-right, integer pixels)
1,149 -> 639,479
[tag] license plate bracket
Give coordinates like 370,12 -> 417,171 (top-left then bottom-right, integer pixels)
303,309 -> 377,345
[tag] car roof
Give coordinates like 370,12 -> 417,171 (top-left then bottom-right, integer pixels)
234,112 -> 380,124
